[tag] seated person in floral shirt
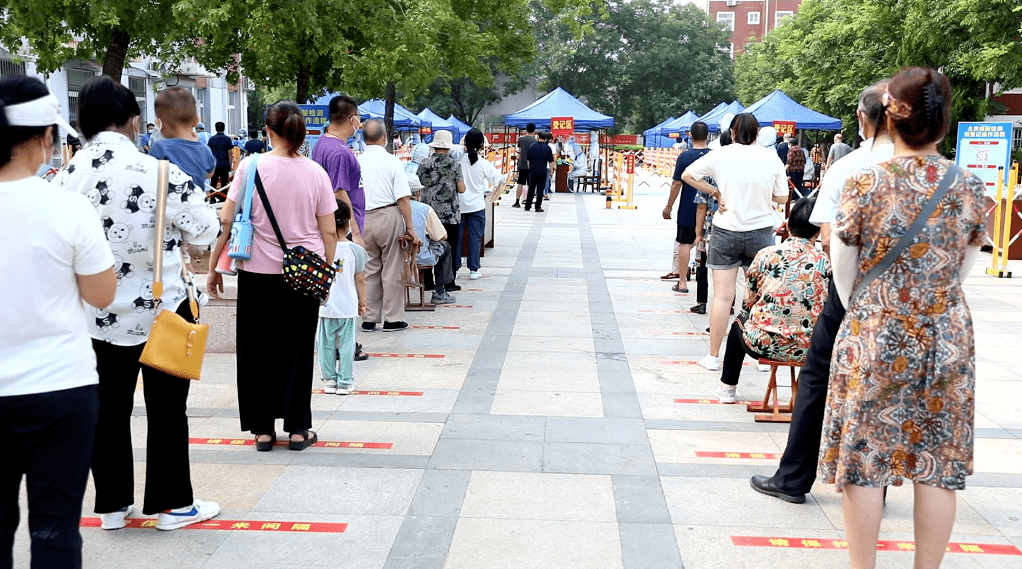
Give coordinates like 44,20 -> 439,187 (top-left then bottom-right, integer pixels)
714,197 -> 830,403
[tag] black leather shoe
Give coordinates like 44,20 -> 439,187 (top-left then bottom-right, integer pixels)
690,303 -> 706,314
750,475 -> 806,504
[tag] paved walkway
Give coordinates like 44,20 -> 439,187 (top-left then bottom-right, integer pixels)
13,175 -> 1022,568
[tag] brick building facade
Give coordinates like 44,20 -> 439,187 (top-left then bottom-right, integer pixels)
705,0 -> 803,57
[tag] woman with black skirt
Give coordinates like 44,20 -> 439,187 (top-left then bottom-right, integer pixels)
207,101 -> 337,451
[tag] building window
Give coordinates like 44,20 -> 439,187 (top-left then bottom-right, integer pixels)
0,59 -> 26,77
227,89 -> 238,135
129,76 -> 147,134
66,68 -> 96,126
748,11 -> 761,25
716,12 -> 735,32
194,87 -> 210,130
1013,126 -> 1022,151
775,11 -> 794,27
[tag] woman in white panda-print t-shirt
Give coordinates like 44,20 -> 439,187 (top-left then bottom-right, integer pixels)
51,76 -> 222,531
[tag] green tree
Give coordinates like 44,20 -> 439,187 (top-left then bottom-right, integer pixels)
0,0 -> 237,78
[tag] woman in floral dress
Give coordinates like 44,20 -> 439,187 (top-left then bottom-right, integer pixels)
819,67 -> 986,569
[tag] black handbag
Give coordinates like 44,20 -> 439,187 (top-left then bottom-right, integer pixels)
253,169 -> 336,302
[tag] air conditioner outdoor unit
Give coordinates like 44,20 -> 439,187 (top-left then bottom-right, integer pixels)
726,0 -> 737,6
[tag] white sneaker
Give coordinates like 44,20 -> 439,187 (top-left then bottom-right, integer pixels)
323,380 -> 337,394
715,385 -> 737,404
757,363 -> 771,372
100,504 -> 133,530
698,354 -> 721,371
469,270 -> 482,280
156,499 -> 221,531
337,384 -> 352,395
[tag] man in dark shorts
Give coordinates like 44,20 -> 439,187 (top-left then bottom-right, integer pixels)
513,123 -> 537,208
661,121 -> 711,292
206,122 -> 234,200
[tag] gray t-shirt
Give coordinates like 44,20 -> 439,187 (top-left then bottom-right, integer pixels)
517,134 -> 537,171
828,142 -> 852,164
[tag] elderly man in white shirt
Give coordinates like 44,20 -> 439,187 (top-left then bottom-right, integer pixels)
357,118 -> 421,333
750,81 -> 896,504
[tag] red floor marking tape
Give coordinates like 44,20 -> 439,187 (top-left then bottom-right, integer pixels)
81,517 -> 348,533
312,390 -> 424,396
437,305 -> 473,308
412,325 -> 461,330
365,353 -> 445,359
660,360 -> 756,366
464,288 -> 484,292
731,536 -> 1021,556
188,438 -> 393,449
674,398 -> 757,405
647,331 -> 709,336
696,451 -> 782,460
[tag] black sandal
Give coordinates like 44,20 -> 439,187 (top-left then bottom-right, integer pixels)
289,430 -> 318,451
671,283 -> 689,293
255,432 -> 275,452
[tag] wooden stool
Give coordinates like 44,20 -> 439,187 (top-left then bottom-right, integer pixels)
746,358 -> 802,423
400,239 -> 435,312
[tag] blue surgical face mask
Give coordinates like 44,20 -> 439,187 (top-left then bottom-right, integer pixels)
35,162 -> 51,177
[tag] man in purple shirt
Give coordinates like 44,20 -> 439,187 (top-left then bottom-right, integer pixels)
312,94 -> 365,246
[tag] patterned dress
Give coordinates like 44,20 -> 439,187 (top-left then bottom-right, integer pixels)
417,153 -> 463,225
819,156 -> 987,491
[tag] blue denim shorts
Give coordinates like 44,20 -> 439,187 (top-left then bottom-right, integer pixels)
707,226 -> 775,270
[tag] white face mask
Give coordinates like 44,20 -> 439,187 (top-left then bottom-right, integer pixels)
858,123 -> 866,141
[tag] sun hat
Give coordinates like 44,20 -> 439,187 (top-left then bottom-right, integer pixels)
428,129 -> 454,149
4,93 -> 76,137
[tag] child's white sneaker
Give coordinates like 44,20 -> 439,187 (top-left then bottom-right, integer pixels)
698,354 -> 721,371
156,499 -> 220,531
337,383 -> 352,395
100,504 -> 133,530
323,380 -> 337,394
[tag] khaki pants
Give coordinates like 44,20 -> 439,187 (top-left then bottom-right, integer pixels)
363,205 -> 407,323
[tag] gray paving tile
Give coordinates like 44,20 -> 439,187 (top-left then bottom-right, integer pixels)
449,387 -> 497,415
427,438 -> 544,472
599,370 -> 638,394
440,414 -> 546,441
612,475 -> 673,524
660,477 -> 835,530
290,453 -> 431,469
460,471 -> 617,522
543,442 -> 658,475
407,469 -> 472,517
383,516 -> 459,569
603,392 -> 644,419
253,466 -> 423,516
443,518 -> 624,569
545,417 -> 648,445
328,411 -> 451,423
619,523 -> 684,569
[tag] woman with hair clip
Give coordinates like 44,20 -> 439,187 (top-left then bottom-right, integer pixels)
0,75 -> 116,568
53,75 -> 222,532
458,128 -> 501,280
820,67 -> 987,569
681,113 -> 789,401
207,100 -> 337,452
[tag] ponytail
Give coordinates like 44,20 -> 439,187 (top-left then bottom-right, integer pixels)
464,128 -> 484,166
266,100 -> 306,156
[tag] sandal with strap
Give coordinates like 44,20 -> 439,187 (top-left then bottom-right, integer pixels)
255,432 -> 276,452
288,430 -> 318,451
660,272 -> 680,280
671,283 -> 689,293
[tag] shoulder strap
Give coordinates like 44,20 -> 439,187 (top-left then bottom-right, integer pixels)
253,169 -> 289,251
851,164 -> 961,301
237,154 -> 260,222
152,160 -> 170,300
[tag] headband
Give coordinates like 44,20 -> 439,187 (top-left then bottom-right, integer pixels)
4,94 -> 77,137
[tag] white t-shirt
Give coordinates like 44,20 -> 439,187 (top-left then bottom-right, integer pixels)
357,145 -> 411,210
0,176 -> 115,396
811,136 -> 895,224
684,143 -> 788,232
459,154 -> 503,213
320,241 -> 368,319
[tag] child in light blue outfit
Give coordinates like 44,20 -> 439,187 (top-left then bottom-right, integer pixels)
318,201 -> 368,394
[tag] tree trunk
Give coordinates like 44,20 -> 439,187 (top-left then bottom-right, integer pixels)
102,27 -> 131,80
385,81 -> 396,154
296,61 -> 312,103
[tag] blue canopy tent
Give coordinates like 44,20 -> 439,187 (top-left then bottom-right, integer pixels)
504,87 -> 615,130
658,110 -> 701,137
357,99 -> 424,129
743,90 -> 841,130
694,101 -> 745,133
447,115 -> 472,143
416,108 -> 453,142
643,116 -> 676,148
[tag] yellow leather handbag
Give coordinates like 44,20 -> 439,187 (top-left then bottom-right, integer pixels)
138,160 -> 209,380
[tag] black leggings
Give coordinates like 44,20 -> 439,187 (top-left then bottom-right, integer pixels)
236,270 -> 319,436
720,318 -> 767,386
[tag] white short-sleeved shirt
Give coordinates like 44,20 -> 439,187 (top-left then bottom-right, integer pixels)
320,241 -> 368,319
683,143 -> 788,232
459,154 -> 503,213
357,145 -> 411,210
810,136 -> 895,224
0,176 -> 115,396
